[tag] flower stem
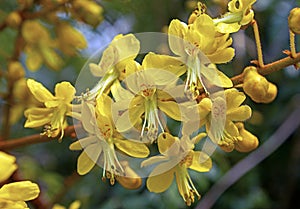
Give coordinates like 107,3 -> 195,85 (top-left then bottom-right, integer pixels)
290,30 -> 297,58
251,20 -> 264,68
0,125 -> 76,150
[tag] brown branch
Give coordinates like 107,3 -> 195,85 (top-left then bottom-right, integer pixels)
0,125 -> 76,150
231,52 -> 300,86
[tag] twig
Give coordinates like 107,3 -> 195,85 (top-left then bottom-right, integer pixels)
0,125 -> 76,150
251,19 -> 265,68
195,105 -> 300,209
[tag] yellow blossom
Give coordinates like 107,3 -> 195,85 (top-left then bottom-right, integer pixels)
80,34 -> 140,101
141,132 -> 212,206
70,95 -> 149,185
214,0 -> 257,33
235,122 -> 259,152
0,151 -> 18,182
203,89 -> 252,152
0,181 -> 40,209
168,15 -> 233,98
56,22 -> 87,56
24,79 -> 75,140
22,20 -> 64,71
112,57 -> 184,143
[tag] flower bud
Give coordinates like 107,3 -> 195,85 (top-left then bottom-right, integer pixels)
288,7 -> 300,34
235,123 -> 259,152
116,161 -> 142,190
6,12 -> 22,28
8,61 -> 25,82
243,66 -> 269,103
260,82 -> 277,103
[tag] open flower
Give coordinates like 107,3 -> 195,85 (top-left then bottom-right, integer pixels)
70,94 -> 149,185
141,132 -> 212,206
168,15 -> 233,98
24,79 -> 75,140
80,34 -> 140,101
112,55 -> 184,143
0,181 -> 40,209
204,88 -> 252,152
214,0 -> 257,33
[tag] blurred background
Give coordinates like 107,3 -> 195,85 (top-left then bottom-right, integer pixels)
0,0 -> 300,209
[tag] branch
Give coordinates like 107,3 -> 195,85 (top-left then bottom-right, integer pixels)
231,52 -> 300,86
195,104 -> 300,209
0,125 -> 76,150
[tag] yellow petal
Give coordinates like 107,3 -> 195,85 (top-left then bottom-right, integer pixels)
110,80 -> 134,102
225,88 -> 246,109
227,105 -> 252,121
55,82 -> 76,102
0,181 -> 40,201
0,199 -> 28,209
95,45 -> 116,76
115,96 -> 144,132
157,100 -> 182,121
141,156 -> 168,167
168,19 -> 187,56
25,47 -> 43,71
157,132 -> 176,154
69,136 -> 98,151
114,138 -> 149,158
77,144 -> 101,175
143,52 -> 186,77
207,47 -> 235,64
147,164 -> 175,193
112,34 -> 140,63
52,204 -> 66,209
201,64 -> 233,88
193,14 -> 215,38
0,152 -> 17,182
27,79 -> 55,102
215,22 -> 241,33
41,47 -> 64,71
190,151 -> 212,172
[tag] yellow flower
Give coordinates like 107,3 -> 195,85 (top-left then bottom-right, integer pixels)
214,0 -> 256,33
204,89 -> 252,152
24,79 -> 76,140
52,200 -> 81,209
70,95 -> 149,185
81,34 -> 140,101
0,181 -> 40,209
234,122 -> 259,152
168,15 -> 233,98
0,151 -> 18,182
22,20 -> 64,71
112,57 -> 184,143
141,132 -> 212,206
56,22 -> 87,56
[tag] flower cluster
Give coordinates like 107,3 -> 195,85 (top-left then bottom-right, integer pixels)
22,0 -> 283,206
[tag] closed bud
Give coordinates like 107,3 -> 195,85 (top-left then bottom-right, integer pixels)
288,7 -> 300,34
6,12 -> 22,28
8,61 -> 25,81
243,66 -> 269,103
235,123 -> 259,152
260,82 -> 277,103
116,161 -> 142,190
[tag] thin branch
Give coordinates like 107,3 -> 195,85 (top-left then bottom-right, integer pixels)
0,125 -> 76,150
231,52 -> 300,87
195,105 -> 300,209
